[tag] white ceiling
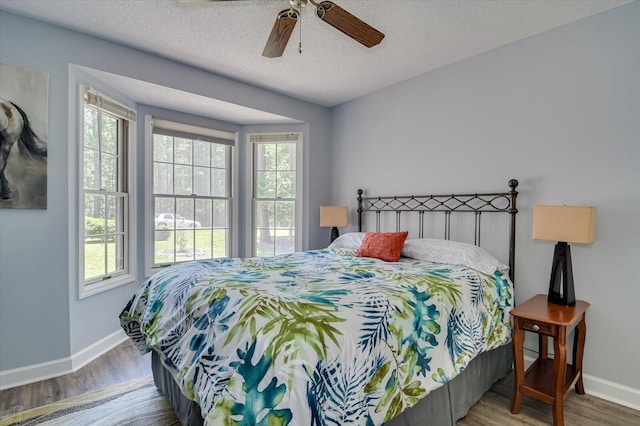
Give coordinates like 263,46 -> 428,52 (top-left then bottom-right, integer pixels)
0,0 -> 633,123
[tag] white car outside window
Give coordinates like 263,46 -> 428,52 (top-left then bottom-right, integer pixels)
154,213 -> 201,228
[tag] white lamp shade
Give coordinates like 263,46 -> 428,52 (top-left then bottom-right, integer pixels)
320,206 -> 348,228
532,205 -> 596,244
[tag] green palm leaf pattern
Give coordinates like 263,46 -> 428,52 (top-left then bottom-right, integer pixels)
120,248 -> 514,425
225,290 -> 346,365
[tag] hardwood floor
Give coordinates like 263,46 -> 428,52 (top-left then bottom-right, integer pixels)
0,339 -> 151,418
2,340 -> 639,425
458,373 -> 640,426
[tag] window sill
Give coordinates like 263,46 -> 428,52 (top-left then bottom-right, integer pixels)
79,273 -> 136,299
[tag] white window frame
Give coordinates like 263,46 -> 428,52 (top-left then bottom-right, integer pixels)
249,132 -> 303,256
145,116 -> 236,276
78,87 -> 137,299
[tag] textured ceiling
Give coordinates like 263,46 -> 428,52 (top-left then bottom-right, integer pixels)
0,0 -> 633,121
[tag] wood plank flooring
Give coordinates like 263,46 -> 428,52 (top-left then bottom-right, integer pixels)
458,373 -> 640,425
2,340 -> 639,425
0,339 -> 151,418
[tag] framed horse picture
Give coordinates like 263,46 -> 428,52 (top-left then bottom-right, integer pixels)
0,63 -> 49,209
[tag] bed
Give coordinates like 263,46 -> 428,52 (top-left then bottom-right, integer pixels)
120,179 -> 519,425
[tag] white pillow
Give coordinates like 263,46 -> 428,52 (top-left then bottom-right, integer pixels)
327,232 -> 367,250
401,238 -> 508,276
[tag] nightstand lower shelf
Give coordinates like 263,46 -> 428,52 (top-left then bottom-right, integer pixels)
522,358 -> 579,405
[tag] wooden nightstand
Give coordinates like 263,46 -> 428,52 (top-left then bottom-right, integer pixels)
510,294 -> 590,426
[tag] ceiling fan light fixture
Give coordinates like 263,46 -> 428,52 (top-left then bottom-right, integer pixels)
290,0 -> 307,12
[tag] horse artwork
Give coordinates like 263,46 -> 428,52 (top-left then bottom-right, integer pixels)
0,63 -> 49,209
0,100 -> 48,201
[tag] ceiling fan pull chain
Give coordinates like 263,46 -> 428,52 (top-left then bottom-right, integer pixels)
298,9 -> 303,54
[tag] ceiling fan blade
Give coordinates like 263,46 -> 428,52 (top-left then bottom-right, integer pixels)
315,1 -> 384,48
263,9 -> 299,58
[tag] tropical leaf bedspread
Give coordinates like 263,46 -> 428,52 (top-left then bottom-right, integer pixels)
119,248 -> 513,425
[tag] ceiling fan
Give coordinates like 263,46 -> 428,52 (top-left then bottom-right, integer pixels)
179,0 -> 385,58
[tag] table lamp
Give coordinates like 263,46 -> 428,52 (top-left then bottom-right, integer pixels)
320,206 -> 348,243
532,205 -> 596,305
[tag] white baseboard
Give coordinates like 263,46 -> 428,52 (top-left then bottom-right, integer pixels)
71,329 -> 128,371
0,329 -> 128,391
523,353 -> 640,411
0,357 -> 71,392
585,374 -> 640,411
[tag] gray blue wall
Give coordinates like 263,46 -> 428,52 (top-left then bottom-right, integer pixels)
1,0 -> 638,404
330,1 -> 640,395
0,11 -> 331,373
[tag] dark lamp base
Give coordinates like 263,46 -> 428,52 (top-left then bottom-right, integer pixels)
548,242 -> 576,306
330,227 -> 340,243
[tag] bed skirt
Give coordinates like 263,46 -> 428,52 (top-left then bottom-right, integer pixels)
151,343 -> 512,426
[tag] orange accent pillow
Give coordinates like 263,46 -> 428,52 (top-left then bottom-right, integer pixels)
356,231 -> 409,262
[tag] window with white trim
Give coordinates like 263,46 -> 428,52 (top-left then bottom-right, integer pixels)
80,89 -> 136,295
251,133 -> 301,256
149,118 -> 234,269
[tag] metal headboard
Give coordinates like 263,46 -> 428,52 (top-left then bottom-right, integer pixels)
357,179 -> 519,281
